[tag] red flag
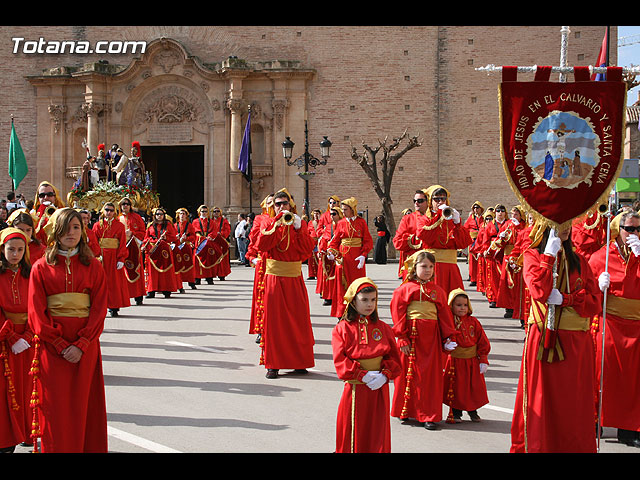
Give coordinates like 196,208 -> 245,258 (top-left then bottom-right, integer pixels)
591,28 -> 608,81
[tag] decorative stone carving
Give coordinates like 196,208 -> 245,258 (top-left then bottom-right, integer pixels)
48,104 -> 67,133
134,85 -> 210,125
272,99 -> 288,131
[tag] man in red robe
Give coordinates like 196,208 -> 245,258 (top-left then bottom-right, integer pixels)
481,204 -> 508,308
393,189 -> 429,280
118,198 -> 147,305
192,205 -> 216,285
463,201 -> 485,286
210,206 -> 231,280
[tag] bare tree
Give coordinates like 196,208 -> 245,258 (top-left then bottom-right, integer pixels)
350,128 -> 422,258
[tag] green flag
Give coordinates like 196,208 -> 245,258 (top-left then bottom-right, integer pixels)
8,120 -> 28,190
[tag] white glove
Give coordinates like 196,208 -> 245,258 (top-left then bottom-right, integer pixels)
326,253 -> 335,261
546,288 -> 563,305
362,371 -> 380,384
116,261 -> 124,270
444,338 -> 458,351
452,209 -> 461,224
598,272 -> 610,292
479,363 -> 489,375
626,234 -> 640,257
251,258 -> 259,266
365,372 -> 388,391
11,338 -> 30,354
355,255 -> 366,269
511,217 -> 520,226
293,214 -> 302,230
499,230 -> 508,238
543,229 -> 562,257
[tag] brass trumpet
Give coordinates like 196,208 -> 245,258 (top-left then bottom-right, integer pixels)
44,205 -> 57,217
278,211 -> 295,226
441,206 -> 454,220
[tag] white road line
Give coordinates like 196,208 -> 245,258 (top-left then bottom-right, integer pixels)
483,404 -> 514,414
107,426 -> 181,453
166,340 -> 226,353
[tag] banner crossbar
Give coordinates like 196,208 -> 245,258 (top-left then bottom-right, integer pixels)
476,64 -> 640,75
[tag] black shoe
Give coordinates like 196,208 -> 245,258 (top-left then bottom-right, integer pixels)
135,296 -> 143,306
146,291 -> 156,299
293,369 -> 308,375
109,309 -> 119,317
424,422 -> 438,430
255,334 -> 261,344
504,309 -> 513,318
265,369 -> 278,379
323,299 -> 332,306
307,277 -> 316,280
189,283 -> 197,290
468,411 -> 481,422
0,445 -> 16,453
179,288 -> 185,293
163,291 -> 171,298
218,277 -> 225,281
206,278 -> 214,285
195,279 -> 201,285
469,281 -> 476,287
489,302 -> 497,308
617,429 -> 640,447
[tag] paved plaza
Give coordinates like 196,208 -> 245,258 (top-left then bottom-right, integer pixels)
15,258 -> 635,454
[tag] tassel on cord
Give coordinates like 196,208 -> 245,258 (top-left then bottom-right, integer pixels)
28,335 -> 41,453
1,341 -> 20,412
255,260 -> 267,365
445,362 -> 457,423
400,319 -> 418,418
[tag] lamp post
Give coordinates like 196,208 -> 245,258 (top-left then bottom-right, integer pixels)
282,120 -> 331,217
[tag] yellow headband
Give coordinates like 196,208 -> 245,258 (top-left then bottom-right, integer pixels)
447,288 -> 473,314
343,277 -> 377,305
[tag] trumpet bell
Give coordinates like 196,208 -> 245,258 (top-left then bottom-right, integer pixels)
442,207 -> 454,220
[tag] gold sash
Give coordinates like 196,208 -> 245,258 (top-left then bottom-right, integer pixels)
341,238 -> 362,247
2,310 -> 27,325
470,231 -> 478,239
429,248 -> 458,264
264,259 -> 302,278
528,302 -> 590,332
450,345 -> 477,359
406,300 -> 438,320
99,237 -> 120,249
606,295 -> 640,320
504,245 -> 514,255
47,292 -> 91,318
347,356 -> 383,384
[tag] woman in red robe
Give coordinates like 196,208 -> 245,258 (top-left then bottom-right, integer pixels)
390,250 -> 457,430
307,209 -> 322,280
192,205 -> 216,285
463,201 -> 485,286
469,208 -> 494,295
510,222 -> 600,453
393,190 -> 429,281
504,213 -> 535,328
173,208 -> 197,291
8,209 -> 46,264
254,189 -> 316,379
327,197 -> 373,319
332,277 -> 402,453
443,288 -> 490,423
118,198 -> 147,305
28,208 -> 109,453
143,208 -> 178,298
415,185 -> 472,296
210,207 -> 231,280
79,210 -> 101,258
494,206 -> 526,318
589,211 -> 640,447
480,204 -> 508,308
0,228 -> 33,452
93,202 -> 130,317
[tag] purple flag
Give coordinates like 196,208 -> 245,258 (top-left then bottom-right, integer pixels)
238,111 -> 252,181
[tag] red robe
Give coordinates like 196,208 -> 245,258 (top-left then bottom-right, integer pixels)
192,217 -> 216,280
416,210 -> 472,295
393,210 -> 426,280
254,216 -> 316,370
307,219 -> 320,279
28,254 -> 109,453
495,219 -> 525,310
246,214 -> 268,335
480,219 -> 507,303
143,222 -> 178,293
505,225 -> 534,321
28,240 -> 46,264
463,213 -> 484,283
389,280 -> 456,423
443,314 -> 490,413
119,212 -> 147,299
318,225 -> 338,302
327,216 -> 373,319
572,212 -> 607,262
469,223 -> 490,294
174,221 -> 196,285
0,268 -> 33,448
332,316 -> 402,453
93,219 -> 130,309
589,241 -> 640,433
210,216 -> 231,278
510,248 -> 600,453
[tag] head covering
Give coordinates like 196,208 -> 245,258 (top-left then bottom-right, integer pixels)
260,195 -> 274,216
401,208 -> 412,216
343,277 -> 377,306
197,205 -> 209,217
175,207 -> 189,220
33,181 -> 65,211
268,188 -> 297,216
471,200 -> 484,212
447,287 -> 473,314
326,195 -> 341,212
330,206 -> 344,220
7,208 -> 38,227
341,197 -> 358,215
424,185 -> 450,218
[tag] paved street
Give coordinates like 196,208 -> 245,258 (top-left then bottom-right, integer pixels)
16,258 -> 635,453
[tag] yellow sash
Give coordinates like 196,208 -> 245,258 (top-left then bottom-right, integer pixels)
504,245 -> 514,255
347,356 -> 383,384
429,248 -> 458,264
264,259 -> 302,278
47,292 -> 91,318
341,238 -> 362,247
470,231 -> 479,239
606,295 -> 640,320
450,345 -> 477,359
2,310 -> 27,325
528,301 -> 590,332
406,300 -> 438,320
99,237 -> 120,249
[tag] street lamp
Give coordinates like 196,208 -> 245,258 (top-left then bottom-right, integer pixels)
282,121 -> 331,217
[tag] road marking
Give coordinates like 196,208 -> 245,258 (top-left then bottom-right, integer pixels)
483,404 -> 514,415
108,426 -> 181,453
166,341 -> 226,353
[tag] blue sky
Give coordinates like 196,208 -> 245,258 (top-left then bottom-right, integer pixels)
618,25 -> 640,105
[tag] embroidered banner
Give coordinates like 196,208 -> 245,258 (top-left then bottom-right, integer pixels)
499,66 -> 627,228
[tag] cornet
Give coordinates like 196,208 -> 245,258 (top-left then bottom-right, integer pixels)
441,206 -> 454,220
277,211 -> 295,226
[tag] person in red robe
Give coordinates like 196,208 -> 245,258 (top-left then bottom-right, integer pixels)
510,221 -> 600,453
254,189 -> 316,379
142,207 -> 178,298
317,207 -> 343,307
246,195 -> 274,340
572,204 -> 607,262
443,288 -> 490,423
8,209 -> 46,264
589,211 -> 640,448
469,208 -> 494,295
316,195 -> 341,235
331,277 -> 402,453
390,250 -> 457,430
393,189 -> 429,281
192,205 -> 216,285
327,197 -> 373,319
0,228 -> 33,452
173,208 -> 197,291
504,213 -> 535,328
79,210 -> 101,258
494,206 -> 526,318
118,198 -> 147,305
307,209 -> 322,280
93,202 -> 130,317
31,181 -> 66,246
463,201 -> 485,286
480,204 -> 508,308
415,185 -> 472,296
29,208 -> 109,453
209,206 -> 231,280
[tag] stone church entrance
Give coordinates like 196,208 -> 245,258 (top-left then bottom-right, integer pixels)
142,145 -> 204,217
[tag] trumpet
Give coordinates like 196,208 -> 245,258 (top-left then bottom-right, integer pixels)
441,206 -> 454,220
44,205 -> 57,217
598,203 -> 609,215
276,211 -> 295,226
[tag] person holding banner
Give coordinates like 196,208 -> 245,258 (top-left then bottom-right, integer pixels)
254,189 -> 315,379
93,202 -> 130,317
118,198 -> 146,305
142,207 -> 178,298
510,222 -> 600,453
393,190 -> 429,281
192,205 -> 216,285
415,185 -> 472,295
589,211 -> 640,448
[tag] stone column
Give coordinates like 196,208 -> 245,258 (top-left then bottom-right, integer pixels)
82,102 -> 103,156
227,98 -> 245,212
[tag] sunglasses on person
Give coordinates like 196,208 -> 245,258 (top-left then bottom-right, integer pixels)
155,212 -> 165,216
414,198 -> 427,204
495,208 -> 506,212
121,202 -> 131,207
432,196 -> 447,203
104,208 -> 115,212
621,225 -> 640,233
38,192 -> 55,198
